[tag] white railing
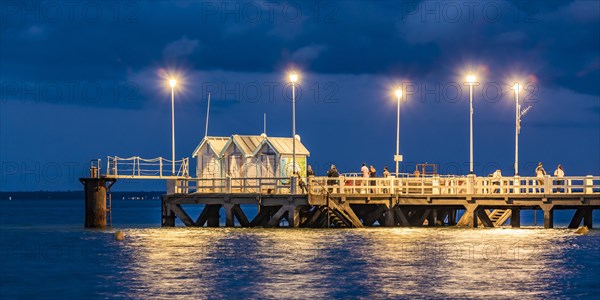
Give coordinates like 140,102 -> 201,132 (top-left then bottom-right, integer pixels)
165,175 -> 599,195
172,177 -> 295,194
307,175 -> 600,196
105,156 -> 189,178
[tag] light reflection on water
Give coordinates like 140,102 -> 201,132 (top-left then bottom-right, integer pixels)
110,228 -> 599,299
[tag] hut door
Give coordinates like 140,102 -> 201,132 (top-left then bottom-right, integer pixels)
260,154 -> 276,177
228,155 -> 243,177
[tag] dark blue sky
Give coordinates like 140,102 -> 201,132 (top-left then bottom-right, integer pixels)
1,0 -> 599,191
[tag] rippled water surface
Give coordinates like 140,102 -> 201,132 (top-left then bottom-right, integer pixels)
1,199 -> 599,299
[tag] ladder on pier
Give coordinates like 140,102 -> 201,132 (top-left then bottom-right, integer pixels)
483,209 -> 512,227
107,189 -> 113,228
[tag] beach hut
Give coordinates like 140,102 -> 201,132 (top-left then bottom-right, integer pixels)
191,136 -> 229,179
192,134 -> 311,180
253,136 -> 310,177
220,134 -> 265,178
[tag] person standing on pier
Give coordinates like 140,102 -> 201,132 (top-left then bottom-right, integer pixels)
361,163 -> 369,193
327,164 -> 339,193
296,171 -> 307,194
383,167 -> 391,193
369,165 -> 377,193
492,169 -> 502,193
554,164 -> 565,193
535,162 -> 547,193
307,165 -> 315,177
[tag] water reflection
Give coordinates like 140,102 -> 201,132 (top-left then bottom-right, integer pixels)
112,228 -> 597,299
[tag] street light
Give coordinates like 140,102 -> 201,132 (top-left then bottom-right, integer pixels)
466,75 -> 477,174
290,73 -> 298,188
169,79 -> 177,175
394,89 -> 403,177
513,82 -> 521,176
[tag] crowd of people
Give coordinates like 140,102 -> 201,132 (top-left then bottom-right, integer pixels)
296,162 -> 567,194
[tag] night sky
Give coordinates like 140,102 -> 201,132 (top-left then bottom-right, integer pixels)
1,0 -> 599,191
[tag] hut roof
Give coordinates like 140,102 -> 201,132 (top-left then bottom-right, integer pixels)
194,134 -> 310,158
255,137 -> 310,156
219,134 -> 265,157
191,136 -> 229,158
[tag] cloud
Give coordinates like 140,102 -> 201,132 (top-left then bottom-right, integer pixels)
492,31 -> 527,44
19,25 -> 48,40
290,45 -> 327,63
163,36 -> 200,59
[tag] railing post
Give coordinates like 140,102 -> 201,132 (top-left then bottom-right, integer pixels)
585,175 -> 593,194
390,176 -> 395,194
432,175 -> 440,195
226,176 -> 232,193
339,176 -> 344,194
290,176 -> 297,194
467,174 -> 475,195
544,175 -> 551,194
513,176 -> 521,194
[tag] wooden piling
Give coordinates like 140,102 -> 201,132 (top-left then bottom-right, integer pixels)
510,208 -> 521,228
541,205 -> 554,228
80,177 -> 116,229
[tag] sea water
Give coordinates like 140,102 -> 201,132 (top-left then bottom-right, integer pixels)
1,198 -> 599,299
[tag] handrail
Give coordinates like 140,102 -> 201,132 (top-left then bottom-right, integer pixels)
167,175 -> 600,196
105,156 -> 190,178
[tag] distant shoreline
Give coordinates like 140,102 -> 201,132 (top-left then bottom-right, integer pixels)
0,191 -> 165,200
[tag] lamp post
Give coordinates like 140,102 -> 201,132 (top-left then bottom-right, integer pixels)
513,82 -> 521,176
394,89 -> 403,177
290,73 -> 298,181
466,75 -> 477,174
169,79 -> 177,175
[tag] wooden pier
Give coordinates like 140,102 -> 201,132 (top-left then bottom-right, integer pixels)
160,175 -> 600,229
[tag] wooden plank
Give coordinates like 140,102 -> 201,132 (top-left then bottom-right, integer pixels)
339,202 -> 364,228
476,208 -> 494,227
171,204 -> 196,227
394,207 -> 411,226
302,207 -> 324,227
232,204 -> 250,227
362,205 -> 387,226
583,208 -> 593,229
510,208 -> 521,228
541,204 -> 554,228
195,204 -> 212,226
568,208 -> 585,228
249,206 -> 272,226
384,206 -> 395,227
456,204 -> 478,227
266,205 -> 287,227
417,209 -> 432,226
224,203 -> 234,227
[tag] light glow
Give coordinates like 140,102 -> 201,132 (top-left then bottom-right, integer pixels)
513,82 -> 521,93
290,73 -> 298,83
169,79 -> 177,88
395,89 -> 402,98
466,75 -> 476,84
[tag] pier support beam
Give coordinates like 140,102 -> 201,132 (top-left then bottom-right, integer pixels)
510,208 -> 521,228
161,198 -> 175,227
80,177 -> 116,229
583,208 -> 593,229
540,204 -> 554,229
569,208 -> 594,229
457,204 -> 478,227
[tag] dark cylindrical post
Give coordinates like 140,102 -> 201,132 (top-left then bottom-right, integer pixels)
80,177 -> 116,228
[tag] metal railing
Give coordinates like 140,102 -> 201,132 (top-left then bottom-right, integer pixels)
307,175 -> 600,196
105,156 -> 189,178
164,175 -> 599,196
172,177 -> 294,194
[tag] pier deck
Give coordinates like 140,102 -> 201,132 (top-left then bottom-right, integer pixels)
160,175 -> 600,229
